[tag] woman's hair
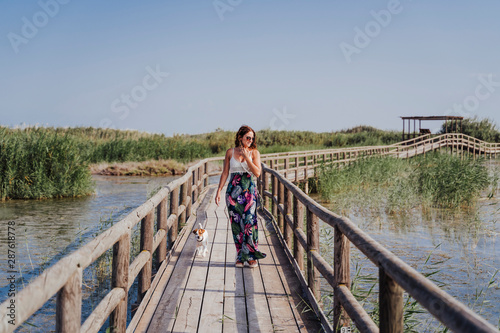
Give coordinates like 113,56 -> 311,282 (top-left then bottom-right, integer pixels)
235,125 -> 257,149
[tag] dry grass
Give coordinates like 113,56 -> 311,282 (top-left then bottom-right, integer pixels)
89,159 -> 186,176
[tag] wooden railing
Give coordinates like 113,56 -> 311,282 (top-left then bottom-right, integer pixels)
390,133 -> 500,159
1,134 -> 498,333
257,138 -> 500,333
0,158 -> 218,333
260,145 -> 393,183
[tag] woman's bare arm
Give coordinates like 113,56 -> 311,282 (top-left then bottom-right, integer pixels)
215,149 -> 231,205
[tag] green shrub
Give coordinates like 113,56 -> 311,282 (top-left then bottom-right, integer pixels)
0,128 -> 94,200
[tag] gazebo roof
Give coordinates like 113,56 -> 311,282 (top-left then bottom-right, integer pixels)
400,116 -> 464,121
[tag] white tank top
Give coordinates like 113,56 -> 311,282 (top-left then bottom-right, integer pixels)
229,148 -> 252,174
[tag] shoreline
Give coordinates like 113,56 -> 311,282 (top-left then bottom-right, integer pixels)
89,159 -> 187,176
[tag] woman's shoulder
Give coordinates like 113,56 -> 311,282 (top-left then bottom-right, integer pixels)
251,149 -> 260,157
225,148 -> 234,158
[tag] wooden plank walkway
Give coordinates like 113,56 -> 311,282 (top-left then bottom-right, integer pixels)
132,186 -> 323,333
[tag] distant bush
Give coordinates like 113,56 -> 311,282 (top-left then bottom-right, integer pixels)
440,116 -> 500,142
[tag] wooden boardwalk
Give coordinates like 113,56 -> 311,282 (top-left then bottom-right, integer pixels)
132,186 -> 322,333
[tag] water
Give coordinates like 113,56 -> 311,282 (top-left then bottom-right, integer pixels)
0,175 -> 179,332
313,161 -> 500,330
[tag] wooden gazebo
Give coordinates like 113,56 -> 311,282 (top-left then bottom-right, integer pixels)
401,116 -> 463,141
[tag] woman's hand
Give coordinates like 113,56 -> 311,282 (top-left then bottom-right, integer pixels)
215,189 -> 221,206
240,147 -> 252,161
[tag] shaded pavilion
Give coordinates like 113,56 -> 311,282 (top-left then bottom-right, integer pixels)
401,116 -> 463,141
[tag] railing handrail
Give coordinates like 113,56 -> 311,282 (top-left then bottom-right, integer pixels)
392,133 -> 500,153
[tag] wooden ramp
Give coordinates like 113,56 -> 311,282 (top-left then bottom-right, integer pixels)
132,186 -> 323,333
394,142 -> 436,158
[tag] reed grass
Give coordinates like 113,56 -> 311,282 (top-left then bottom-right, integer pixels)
414,153 -> 492,208
318,152 -> 497,211
1,124 -> 403,199
0,127 -> 94,200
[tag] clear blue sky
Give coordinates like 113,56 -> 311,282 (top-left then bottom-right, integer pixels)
1,0 -> 499,135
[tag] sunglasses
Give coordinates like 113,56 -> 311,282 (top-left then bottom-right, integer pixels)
244,136 -> 254,141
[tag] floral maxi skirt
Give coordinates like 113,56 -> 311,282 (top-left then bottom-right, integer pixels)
226,172 -> 266,263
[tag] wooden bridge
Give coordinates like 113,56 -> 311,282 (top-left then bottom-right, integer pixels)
1,133 -> 499,333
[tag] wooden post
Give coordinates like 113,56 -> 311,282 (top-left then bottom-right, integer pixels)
306,208 -> 320,299
257,169 -> 266,198
402,118 -> 405,141
192,169 -> 198,202
157,198 -> 168,263
186,175 -> 193,221
263,170 -> 269,209
293,196 -> 304,271
168,187 -> 180,246
278,181 -> 284,232
284,158 -> 288,179
196,165 -> 205,193
196,166 -> 201,198
56,268 -> 82,333
180,182 -> 188,226
284,187 -> 293,248
295,157 -> 299,182
138,211 -> 154,303
204,162 -> 208,188
333,226 -> 351,332
110,232 -> 130,332
379,268 -> 404,333
304,155 -> 308,180
313,154 -> 317,177
272,174 -> 278,218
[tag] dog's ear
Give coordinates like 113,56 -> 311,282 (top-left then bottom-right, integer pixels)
200,228 -> 205,233
192,229 -> 198,235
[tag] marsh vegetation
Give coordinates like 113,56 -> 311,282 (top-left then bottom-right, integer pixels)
318,153 -> 498,212
316,155 -> 500,330
0,125 -> 402,200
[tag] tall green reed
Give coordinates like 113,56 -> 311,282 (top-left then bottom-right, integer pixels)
0,127 -> 94,200
318,153 -> 496,211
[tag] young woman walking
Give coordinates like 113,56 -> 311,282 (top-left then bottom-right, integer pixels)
215,125 -> 266,268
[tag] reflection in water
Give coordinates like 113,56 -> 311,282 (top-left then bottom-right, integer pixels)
314,161 -> 500,328
0,175 -> 179,331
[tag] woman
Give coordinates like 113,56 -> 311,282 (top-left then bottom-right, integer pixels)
215,125 -> 266,268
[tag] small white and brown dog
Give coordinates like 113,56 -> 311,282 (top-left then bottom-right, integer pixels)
192,223 -> 208,257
